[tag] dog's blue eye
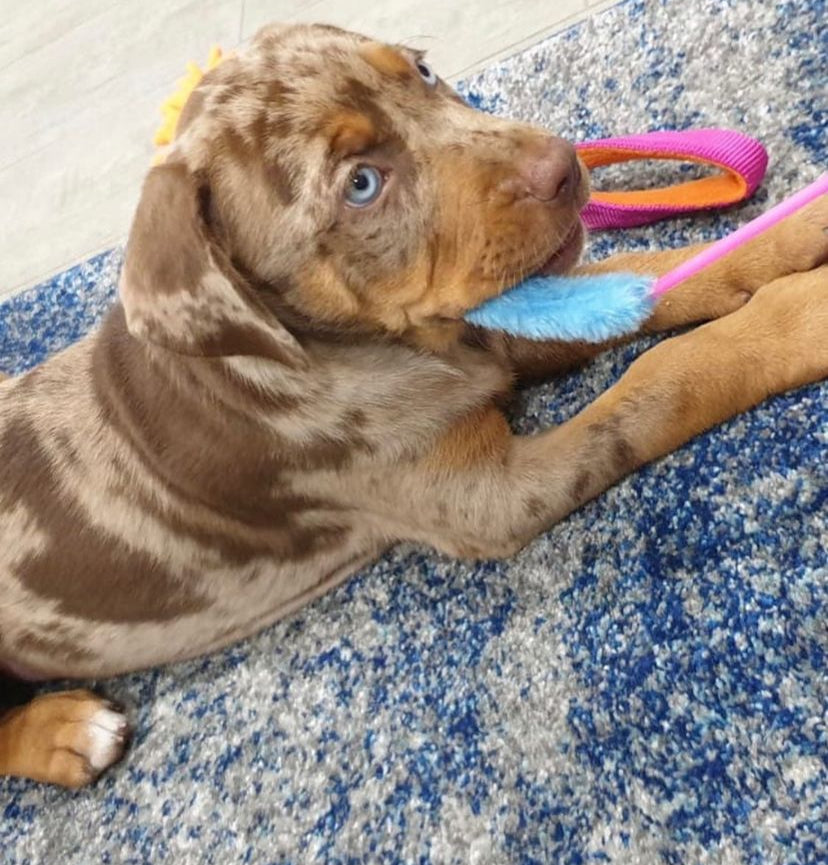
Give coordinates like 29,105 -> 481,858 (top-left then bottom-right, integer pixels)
345,165 -> 383,207
416,60 -> 438,87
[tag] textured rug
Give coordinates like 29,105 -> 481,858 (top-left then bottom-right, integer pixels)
1,0 -> 826,862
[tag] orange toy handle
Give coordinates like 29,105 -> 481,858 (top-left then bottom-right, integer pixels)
575,129 -> 769,230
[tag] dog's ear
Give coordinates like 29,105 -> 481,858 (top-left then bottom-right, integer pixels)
120,162 -> 307,367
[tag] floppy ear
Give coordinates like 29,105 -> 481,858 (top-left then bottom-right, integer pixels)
120,162 -> 307,367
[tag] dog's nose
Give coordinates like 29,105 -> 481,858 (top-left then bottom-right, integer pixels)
510,137 -> 580,203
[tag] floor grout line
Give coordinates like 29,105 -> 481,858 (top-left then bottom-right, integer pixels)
0,238 -> 124,303
448,0 -> 621,81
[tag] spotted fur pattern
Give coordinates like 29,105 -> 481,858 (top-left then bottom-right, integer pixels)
1,22 -> 827,787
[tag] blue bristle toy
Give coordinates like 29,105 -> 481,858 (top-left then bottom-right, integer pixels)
464,272 -> 656,343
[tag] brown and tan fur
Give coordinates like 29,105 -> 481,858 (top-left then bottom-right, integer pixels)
1,23 -> 827,788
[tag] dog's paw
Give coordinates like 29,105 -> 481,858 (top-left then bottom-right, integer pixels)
18,690 -> 130,788
752,263 -> 828,389
770,192 -> 828,276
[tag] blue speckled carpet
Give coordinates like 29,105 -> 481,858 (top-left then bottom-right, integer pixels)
1,0 -> 826,862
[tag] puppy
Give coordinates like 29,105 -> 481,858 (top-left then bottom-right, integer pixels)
1,23 -> 826,788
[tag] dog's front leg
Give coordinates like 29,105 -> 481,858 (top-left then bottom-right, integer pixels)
379,265 -> 827,558
482,194 -> 828,382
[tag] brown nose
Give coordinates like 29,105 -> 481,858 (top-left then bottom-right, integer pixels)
509,136 -> 580,203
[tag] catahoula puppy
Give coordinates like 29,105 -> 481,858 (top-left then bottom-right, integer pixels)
1,23 -> 827,788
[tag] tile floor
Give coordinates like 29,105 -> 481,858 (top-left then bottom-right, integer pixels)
0,0 -> 619,301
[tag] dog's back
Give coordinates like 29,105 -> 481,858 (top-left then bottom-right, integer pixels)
0,314 -> 352,677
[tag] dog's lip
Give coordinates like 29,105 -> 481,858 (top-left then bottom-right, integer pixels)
451,218 -> 585,324
533,220 -> 584,277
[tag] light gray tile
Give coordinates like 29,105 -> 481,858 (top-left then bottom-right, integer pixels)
0,86 -> 162,297
0,0 -> 243,169
242,0 -> 587,80
0,0 -> 109,72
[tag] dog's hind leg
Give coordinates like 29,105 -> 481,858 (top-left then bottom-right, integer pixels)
0,687 -> 130,787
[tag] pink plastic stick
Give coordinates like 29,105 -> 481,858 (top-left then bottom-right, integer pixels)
652,173 -> 828,298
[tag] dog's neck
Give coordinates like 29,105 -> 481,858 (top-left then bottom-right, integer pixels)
91,304 -> 509,520
240,263 -> 473,360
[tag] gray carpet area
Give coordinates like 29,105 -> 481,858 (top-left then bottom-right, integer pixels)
1,0 -> 826,862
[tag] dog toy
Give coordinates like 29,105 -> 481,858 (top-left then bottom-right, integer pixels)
152,45 -> 227,164
576,129 -> 768,230
466,172 -> 828,342
463,127 -> 771,342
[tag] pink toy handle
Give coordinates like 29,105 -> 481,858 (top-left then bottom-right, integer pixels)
652,173 -> 828,297
576,129 -> 769,230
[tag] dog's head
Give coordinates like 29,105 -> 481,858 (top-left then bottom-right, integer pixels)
120,23 -> 590,361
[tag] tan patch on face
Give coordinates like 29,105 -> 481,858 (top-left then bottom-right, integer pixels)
377,158 -> 495,330
402,141 -> 584,330
327,110 -> 377,155
294,259 -> 364,324
407,320 -> 467,353
359,43 -> 414,80
424,405 -> 511,472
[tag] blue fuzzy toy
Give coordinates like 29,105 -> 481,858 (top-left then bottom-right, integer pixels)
464,272 -> 656,343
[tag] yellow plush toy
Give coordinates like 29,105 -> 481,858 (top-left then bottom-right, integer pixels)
152,45 -> 228,163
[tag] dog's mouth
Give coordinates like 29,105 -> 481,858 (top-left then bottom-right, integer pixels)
453,218 -> 585,323
532,219 -> 585,277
